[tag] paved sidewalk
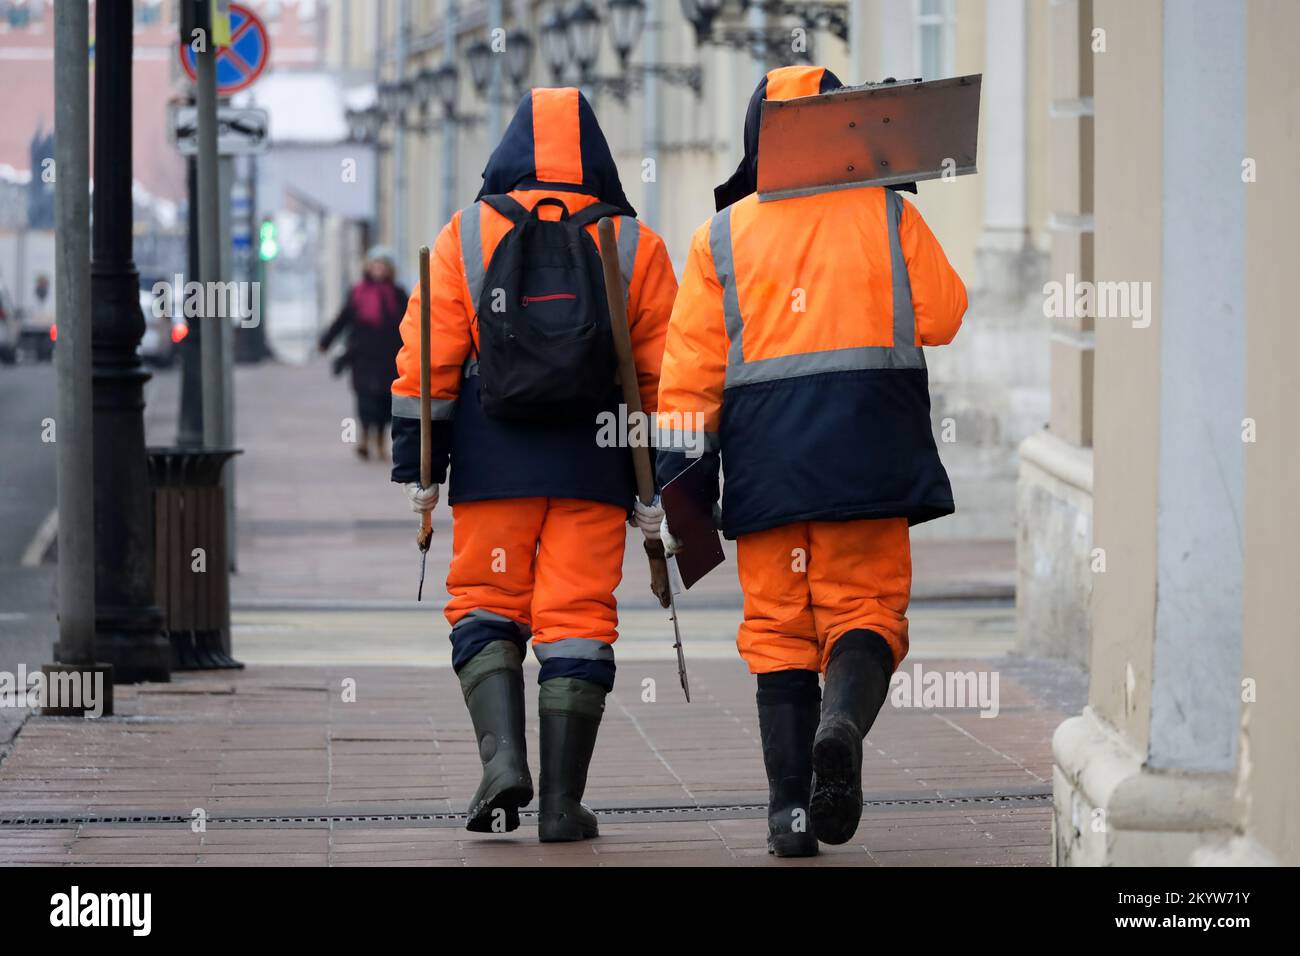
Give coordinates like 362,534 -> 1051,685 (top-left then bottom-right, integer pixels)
0,359 -> 1076,866
0,656 -> 1078,866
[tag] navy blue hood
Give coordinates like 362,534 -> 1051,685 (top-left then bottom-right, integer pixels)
477,86 -> 637,218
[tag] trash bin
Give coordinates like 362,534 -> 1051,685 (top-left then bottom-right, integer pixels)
146,447 -> 243,670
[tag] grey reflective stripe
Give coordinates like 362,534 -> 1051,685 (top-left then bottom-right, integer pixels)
454,608 -> 531,639
392,394 -> 456,419
532,638 -> 615,663
617,216 -> 640,296
726,345 -> 923,387
654,425 -> 720,455
885,189 -> 926,369
709,208 -> 745,368
716,191 -> 925,389
460,202 -> 486,309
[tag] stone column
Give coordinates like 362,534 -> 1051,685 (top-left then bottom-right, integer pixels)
1211,0 -> 1300,866
877,0 -> 913,80
924,0 -> 1049,542
1051,0 -> 1246,865
1046,0 -> 1094,449
1014,0 -> 1094,665
974,0 -> 1038,297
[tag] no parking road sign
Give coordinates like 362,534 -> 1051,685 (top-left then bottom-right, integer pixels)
178,2 -> 270,95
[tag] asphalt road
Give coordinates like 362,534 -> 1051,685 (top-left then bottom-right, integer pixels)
0,364 -> 57,565
0,361 -> 183,729
0,362 -> 59,742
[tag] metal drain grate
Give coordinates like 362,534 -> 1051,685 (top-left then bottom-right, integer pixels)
0,792 -> 1051,830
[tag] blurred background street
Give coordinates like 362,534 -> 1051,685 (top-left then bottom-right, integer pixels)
1,0 -> 1296,869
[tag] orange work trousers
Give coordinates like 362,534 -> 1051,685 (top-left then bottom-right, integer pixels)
735,517 -> 911,674
444,497 -> 626,654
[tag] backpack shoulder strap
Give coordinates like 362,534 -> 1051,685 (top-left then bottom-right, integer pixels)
479,194 -> 530,223
567,201 -> 624,228
569,204 -> 641,292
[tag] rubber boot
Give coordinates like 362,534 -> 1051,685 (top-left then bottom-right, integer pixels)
756,670 -> 821,857
810,629 -> 895,845
457,640 -> 534,833
538,677 -> 605,843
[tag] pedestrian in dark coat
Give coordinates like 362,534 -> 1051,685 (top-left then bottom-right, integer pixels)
319,247 -> 407,460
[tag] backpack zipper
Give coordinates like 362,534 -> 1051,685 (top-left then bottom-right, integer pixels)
521,293 -> 577,307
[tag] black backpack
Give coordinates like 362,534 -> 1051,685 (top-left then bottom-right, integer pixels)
474,194 -> 623,422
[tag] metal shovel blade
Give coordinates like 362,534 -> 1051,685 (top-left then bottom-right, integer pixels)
756,74 -> 982,201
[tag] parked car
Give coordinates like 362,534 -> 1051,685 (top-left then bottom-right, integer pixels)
0,284 -> 16,365
138,282 -> 189,368
46,283 -> 189,366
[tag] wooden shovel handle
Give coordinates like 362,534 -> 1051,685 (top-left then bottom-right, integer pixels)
597,218 -> 671,609
417,245 -> 433,552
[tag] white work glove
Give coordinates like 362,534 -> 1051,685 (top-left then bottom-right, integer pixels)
632,496 -> 664,541
660,515 -> 684,557
404,482 -> 439,515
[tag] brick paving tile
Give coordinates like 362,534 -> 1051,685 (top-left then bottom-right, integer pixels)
196,854 -> 332,866
0,655 -> 1080,866
330,829 -> 464,845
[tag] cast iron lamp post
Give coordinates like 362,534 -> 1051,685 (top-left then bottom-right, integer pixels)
90,0 -> 169,682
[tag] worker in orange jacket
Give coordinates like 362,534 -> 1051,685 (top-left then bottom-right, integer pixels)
391,88 -> 677,842
654,66 -> 968,856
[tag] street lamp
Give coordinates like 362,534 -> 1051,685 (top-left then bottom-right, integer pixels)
680,0 -> 725,44
680,0 -> 850,54
398,78 -> 416,113
565,0 -> 603,80
378,80 -> 408,116
434,61 -> 460,116
345,105 -> 384,142
607,0 -> 646,67
505,27 -> 535,90
413,67 -> 440,112
466,38 -> 493,97
540,7 -> 569,83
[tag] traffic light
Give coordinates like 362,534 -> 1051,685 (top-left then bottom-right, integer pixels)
257,218 -> 278,262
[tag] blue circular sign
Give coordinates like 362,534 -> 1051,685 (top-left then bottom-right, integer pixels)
178,3 -> 270,95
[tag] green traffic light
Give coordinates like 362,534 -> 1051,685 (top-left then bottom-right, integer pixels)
258,219 -> 279,261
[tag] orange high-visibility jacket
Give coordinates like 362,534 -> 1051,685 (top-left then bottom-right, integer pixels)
390,87 -> 678,510
655,67 -> 967,538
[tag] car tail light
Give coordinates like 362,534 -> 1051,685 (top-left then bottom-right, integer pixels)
50,324 -> 57,341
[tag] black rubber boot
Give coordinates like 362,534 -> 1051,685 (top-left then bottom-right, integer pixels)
538,678 -> 605,843
457,641 -> 534,833
757,670 -> 821,858
811,629 -> 895,845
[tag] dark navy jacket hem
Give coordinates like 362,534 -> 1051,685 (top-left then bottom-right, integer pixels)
447,487 -> 634,512
720,500 -> 955,539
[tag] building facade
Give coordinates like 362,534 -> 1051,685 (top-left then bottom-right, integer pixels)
1049,0 -> 1298,867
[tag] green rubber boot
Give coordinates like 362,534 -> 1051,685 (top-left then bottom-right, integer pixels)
458,641 -> 534,833
538,677 -> 605,843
